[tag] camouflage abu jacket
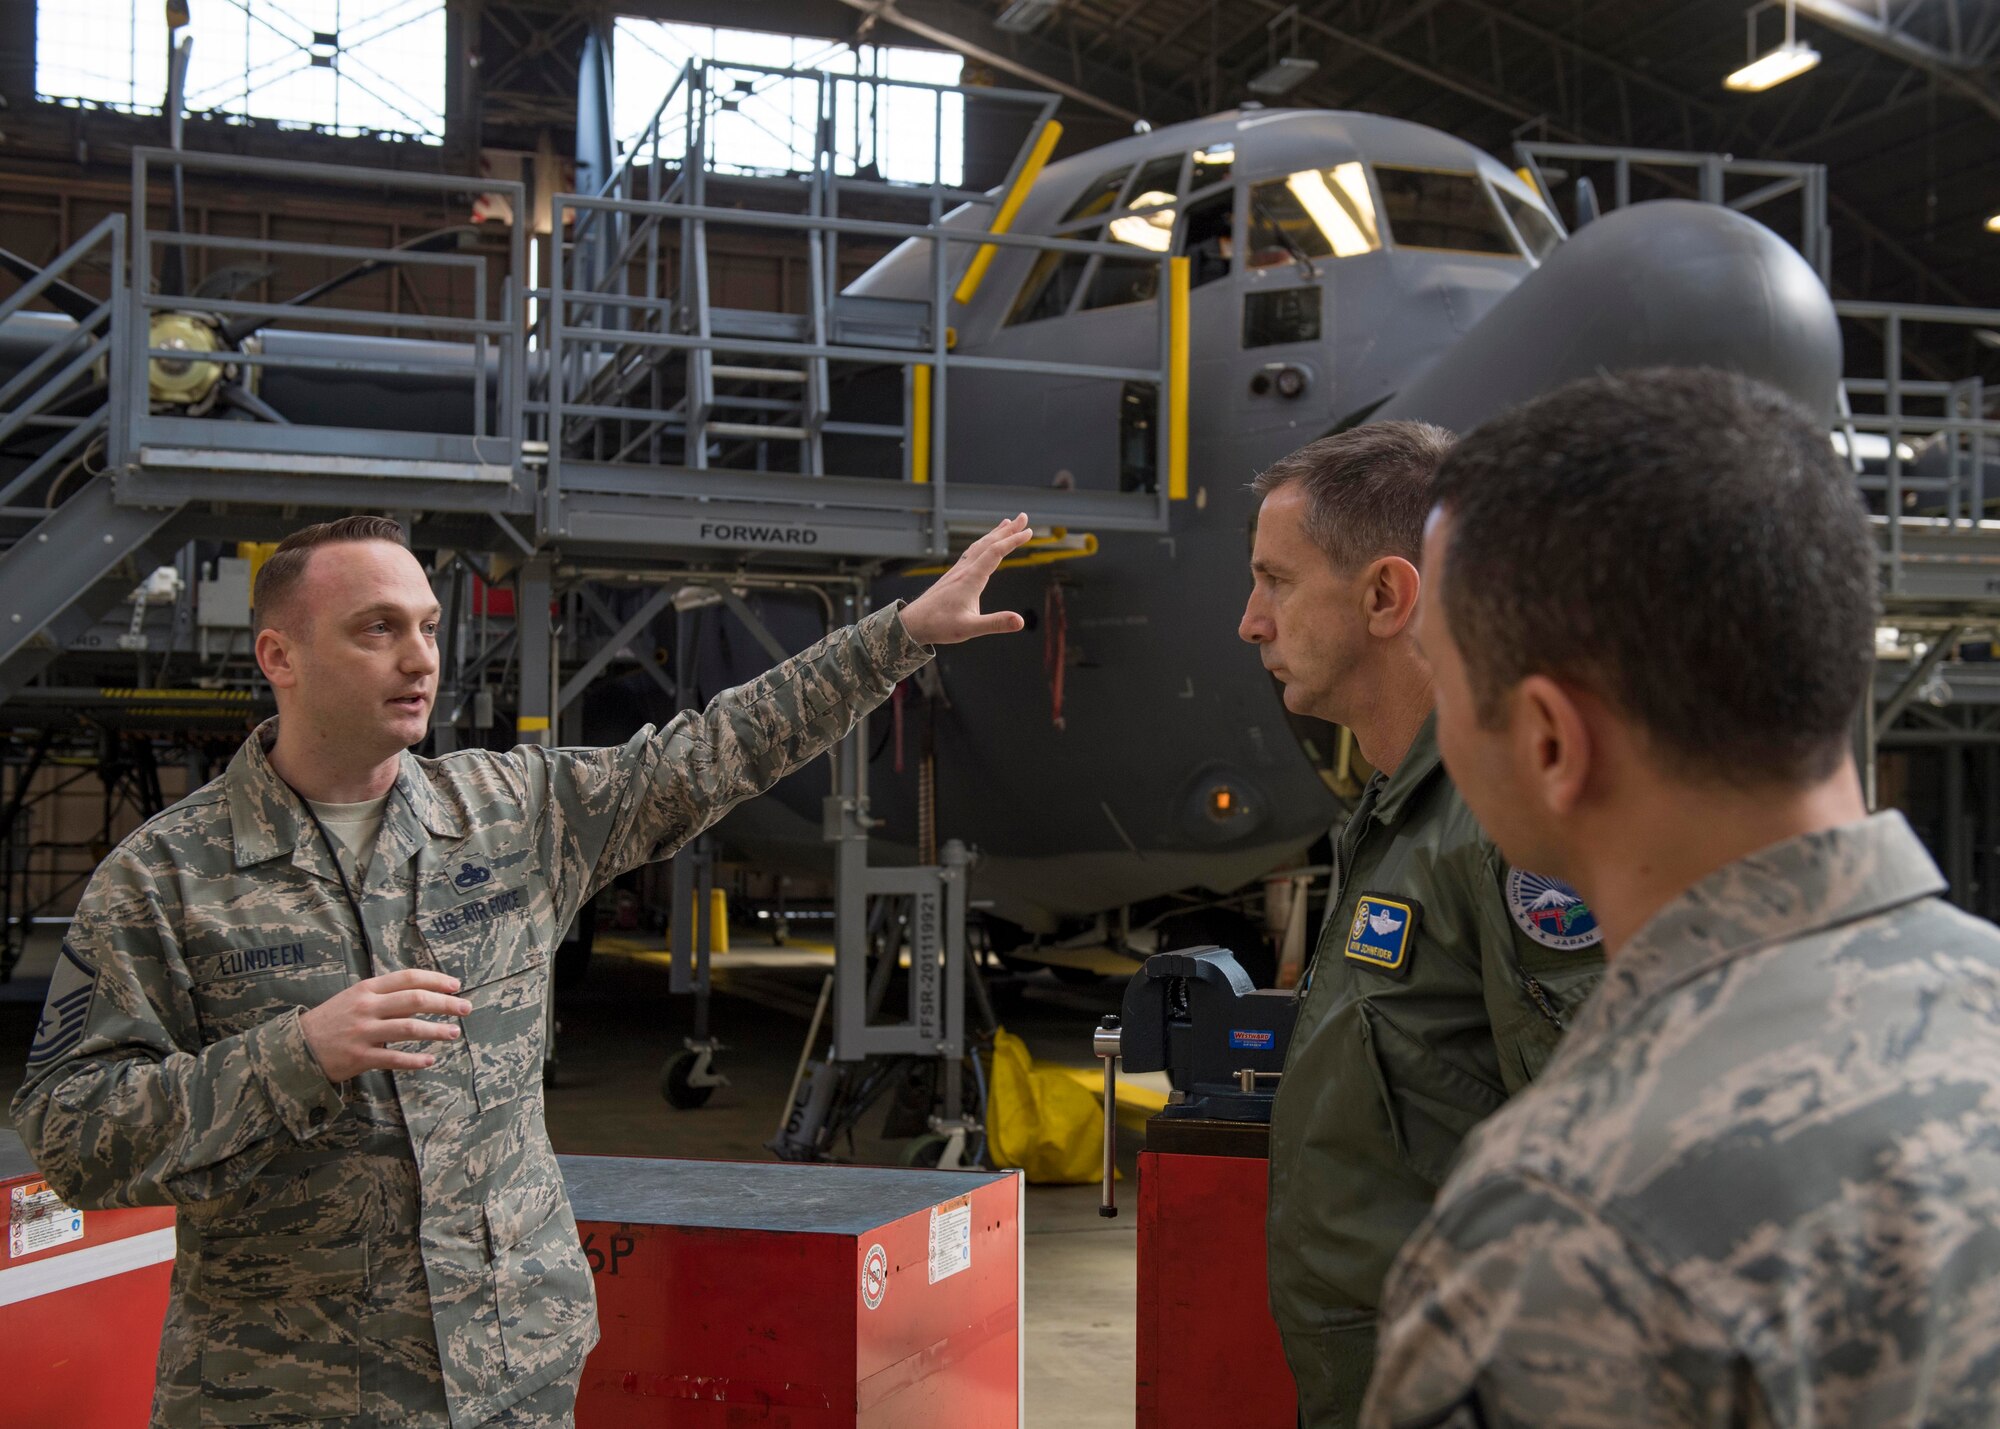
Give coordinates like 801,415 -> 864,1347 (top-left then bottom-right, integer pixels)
1269,714 -> 1604,1429
10,604 -> 930,1429
1366,812 -> 2000,1429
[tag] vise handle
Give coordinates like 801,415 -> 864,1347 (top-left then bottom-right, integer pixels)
1094,1015 -> 1121,1218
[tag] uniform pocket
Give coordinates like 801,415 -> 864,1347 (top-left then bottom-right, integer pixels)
419,881 -> 547,1114
1356,1002 -> 1506,1186
197,1233 -> 366,1425
485,1181 -> 593,1379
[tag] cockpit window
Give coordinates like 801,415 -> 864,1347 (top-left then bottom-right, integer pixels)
1374,167 -> 1517,256
1059,166 -> 1132,228
1190,143 -> 1233,190
1007,244 -> 1093,325
1126,153 -> 1186,206
1248,163 -> 1381,268
1497,187 -> 1562,261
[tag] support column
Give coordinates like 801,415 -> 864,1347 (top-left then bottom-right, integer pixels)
516,557 -> 555,748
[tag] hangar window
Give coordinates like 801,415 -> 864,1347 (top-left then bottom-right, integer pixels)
35,0 -> 447,141
1248,163 -> 1380,268
1374,167 -> 1517,256
1497,187 -> 1562,261
615,21 -> 963,186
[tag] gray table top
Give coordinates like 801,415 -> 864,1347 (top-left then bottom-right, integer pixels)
558,1154 -> 1013,1235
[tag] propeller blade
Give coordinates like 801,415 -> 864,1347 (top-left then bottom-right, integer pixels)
0,247 -> 103,324
159,33 -> 194,299
191,263 -> 276,301
223,226 -> 476,344
217,382 -> 290,425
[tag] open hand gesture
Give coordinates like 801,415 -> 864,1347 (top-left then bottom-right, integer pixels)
899,515 -> 1036,647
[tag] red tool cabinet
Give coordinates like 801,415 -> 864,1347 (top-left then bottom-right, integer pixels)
1136,1121 -> 1296,1428
565,1155 -> 1023,1427
2,1127 -> 176,1426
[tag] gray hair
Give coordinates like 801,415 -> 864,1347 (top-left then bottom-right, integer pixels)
1250,421 -> 1457,569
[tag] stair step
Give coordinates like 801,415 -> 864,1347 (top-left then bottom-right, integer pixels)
712,365 -> 807,383
705,421 -> 807,441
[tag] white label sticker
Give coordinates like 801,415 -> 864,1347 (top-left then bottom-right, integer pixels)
8,1181 -> 84,1259
927,1195 -> 972,1285
861,1242 -> 888,1310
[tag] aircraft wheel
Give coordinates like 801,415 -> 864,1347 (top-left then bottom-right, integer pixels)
661,1051 -> 714,1109
900,1133 -> 951,1168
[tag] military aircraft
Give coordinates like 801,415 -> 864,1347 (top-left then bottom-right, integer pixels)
0,83 -> 1840,987
699,104 -> 1840,975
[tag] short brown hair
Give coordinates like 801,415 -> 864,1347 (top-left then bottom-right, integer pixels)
1251,421 -> 1456,569
254,515 -> 408,633
1432,368 -> 1876,785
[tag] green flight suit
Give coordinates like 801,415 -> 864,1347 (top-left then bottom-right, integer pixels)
1266,713 -> 1604,1427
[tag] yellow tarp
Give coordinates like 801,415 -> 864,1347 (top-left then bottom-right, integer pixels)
986,1028 -> 1120,1185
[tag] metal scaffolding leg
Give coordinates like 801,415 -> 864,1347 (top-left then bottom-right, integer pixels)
660,603 -> 728,1110
768,586 -> 981,1167
516,557 -> 563,1085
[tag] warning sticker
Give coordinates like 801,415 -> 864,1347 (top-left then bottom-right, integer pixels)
861,1243 -> 889,1310
9,1179 -> 84,1260
927,1195 -> 972,1285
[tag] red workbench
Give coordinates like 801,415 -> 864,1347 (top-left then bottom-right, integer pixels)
564,1155 -> 1023,1427
1136,1119 -> 1296,1427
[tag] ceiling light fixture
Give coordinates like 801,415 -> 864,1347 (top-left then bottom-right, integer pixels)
1248,6 -> 1320,98
1986,212 -> 2000,234
1726,1 -> 1821,92
994,0 -> 1060,35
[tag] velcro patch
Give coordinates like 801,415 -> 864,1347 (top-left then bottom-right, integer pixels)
26,940 -> 98,1069
428,885 -> 526,939
1345,894 -> 1421,975
1506,869 -> 1602,950
191,941 -> 325,981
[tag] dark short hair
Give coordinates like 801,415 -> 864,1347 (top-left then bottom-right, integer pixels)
1251,421 -> 1457,569
1431,368 -> 1875,786
254,515 -> 409,634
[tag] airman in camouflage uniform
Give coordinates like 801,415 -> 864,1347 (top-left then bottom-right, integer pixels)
1365,370 -> 1991,1426
1368,814 -> 2000,1426
12,513 -> 1034,1428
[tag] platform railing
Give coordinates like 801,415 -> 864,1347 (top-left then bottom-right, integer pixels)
1834,300 -> 2000,598
122,148 -> 526,487
0,214 -> 123,518
544,192 -> 1182,552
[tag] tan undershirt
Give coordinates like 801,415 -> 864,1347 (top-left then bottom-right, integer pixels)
306,793 -> 390,884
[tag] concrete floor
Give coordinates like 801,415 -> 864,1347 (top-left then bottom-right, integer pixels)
0,925 -> 1145,1427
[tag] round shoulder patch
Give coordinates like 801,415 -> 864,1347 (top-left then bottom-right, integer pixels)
1505,870 -> 1602,950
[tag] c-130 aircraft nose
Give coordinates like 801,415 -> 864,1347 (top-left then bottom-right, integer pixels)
1378,198 -> 1842,433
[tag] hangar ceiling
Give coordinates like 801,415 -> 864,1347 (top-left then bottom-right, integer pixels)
635,0 -> 2000,317
4,1 -> 1996,341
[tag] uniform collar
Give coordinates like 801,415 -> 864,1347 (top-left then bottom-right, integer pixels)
1561,811 -> 1946,1056
227,718 -> 464,870
1366,709 -> 1445,826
